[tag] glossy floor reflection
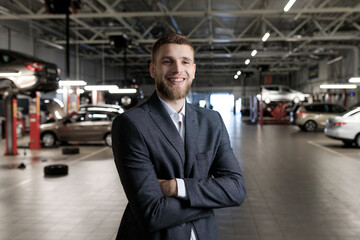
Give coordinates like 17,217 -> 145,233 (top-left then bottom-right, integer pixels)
1,113 -> 360,240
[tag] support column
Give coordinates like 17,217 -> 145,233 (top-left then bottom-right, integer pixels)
29,91 -> 41,149
4,96 -> 18,155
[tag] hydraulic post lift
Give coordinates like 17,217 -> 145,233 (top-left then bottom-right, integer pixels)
4,93 -> 18,155
29,91 -> 41,149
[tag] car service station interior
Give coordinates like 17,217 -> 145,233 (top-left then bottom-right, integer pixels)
1,1 -> 360,240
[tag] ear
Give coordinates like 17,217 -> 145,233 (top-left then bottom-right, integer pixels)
149,63 -> 155,78
193,63 -> 196,79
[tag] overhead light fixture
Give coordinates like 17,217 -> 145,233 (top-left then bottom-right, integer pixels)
84,85 -> 119,91
320,84 -> 357,89
109,88 -> 137,94
57,89 -> 74,94
234,75 -> 239,79
245,59 -> 250,65
262,32 -> 270,42
349,77 -> 360,83
59,80 -> 87,86
237,71 -> 241,75
251,50 -> 257,57
284,0 -> 296,12
327,56 -> 343,65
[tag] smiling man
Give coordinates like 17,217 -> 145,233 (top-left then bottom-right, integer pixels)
112,33 -> 246,240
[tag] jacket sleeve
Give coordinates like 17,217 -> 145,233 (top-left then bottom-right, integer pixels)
183,112 -> 247,209
112,114 -> 211,232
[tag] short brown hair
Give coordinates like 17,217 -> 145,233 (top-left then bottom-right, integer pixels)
151,33 -> 194,63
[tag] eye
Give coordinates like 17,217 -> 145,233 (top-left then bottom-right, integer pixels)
162,59 -> 171,64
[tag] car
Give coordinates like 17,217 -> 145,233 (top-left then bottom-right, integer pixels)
0,49 -> 60,96
324,107 -> 360,147
291,103 -> 348,132
261,85 -> 307,104
40,105 -> 122,147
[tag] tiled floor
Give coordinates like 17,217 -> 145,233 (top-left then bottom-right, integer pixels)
1,113 -> 360,240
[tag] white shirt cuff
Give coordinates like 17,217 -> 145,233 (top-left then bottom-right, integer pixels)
175,178 -> 188,199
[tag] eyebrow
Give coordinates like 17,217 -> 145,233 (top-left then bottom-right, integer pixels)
160,56 -> 193,62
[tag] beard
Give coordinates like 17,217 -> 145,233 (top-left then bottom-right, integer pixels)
156,78 -> 192,100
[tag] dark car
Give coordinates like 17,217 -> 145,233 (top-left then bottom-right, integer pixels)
290,102 -> 347,132
40,103 -> 122,147
0,49 -> 60,95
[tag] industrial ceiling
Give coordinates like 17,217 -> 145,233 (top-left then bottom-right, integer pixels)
1,0 -> 360,87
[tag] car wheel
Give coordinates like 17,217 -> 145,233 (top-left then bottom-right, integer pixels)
304,120 -> 317,132
42,132 -> 56,147
298,125 -> 305,131
355,134 -> 360,148
104,133 -> 112,147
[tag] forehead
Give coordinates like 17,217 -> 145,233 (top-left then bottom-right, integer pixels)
155,44 -> 194,60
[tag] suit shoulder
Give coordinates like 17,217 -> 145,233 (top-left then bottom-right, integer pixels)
189,103 -> 220,118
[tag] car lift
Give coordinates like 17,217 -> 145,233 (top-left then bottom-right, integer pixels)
28,91 -> 41,149
4,92 -> 18,155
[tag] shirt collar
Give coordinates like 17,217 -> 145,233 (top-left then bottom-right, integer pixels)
158,95 -> 186,118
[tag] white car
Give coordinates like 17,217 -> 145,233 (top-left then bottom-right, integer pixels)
261,85 -> 307,104
324,107 -> 360,147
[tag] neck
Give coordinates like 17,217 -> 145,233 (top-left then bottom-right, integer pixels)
158,92 -> 185,113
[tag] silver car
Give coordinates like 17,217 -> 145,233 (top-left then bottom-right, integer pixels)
261,85 -> 307,104
0,49 -> 60,95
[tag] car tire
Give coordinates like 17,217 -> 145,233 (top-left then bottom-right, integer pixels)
44,164 -> 68,176
42,132 -> 56,148
298,125 -> 305,131
355,134 -> 360,148
304,120 -> 317,132
104,133 -> 112,147
62,147 -> 80,154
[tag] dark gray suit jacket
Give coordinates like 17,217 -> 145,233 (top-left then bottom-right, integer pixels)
112,91 -> 246,240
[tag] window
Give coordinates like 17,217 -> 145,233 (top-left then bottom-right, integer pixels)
331,104 -> 345,113
0,54 -> 15,63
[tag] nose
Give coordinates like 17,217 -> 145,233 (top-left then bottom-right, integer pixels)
171,60 -> 182,73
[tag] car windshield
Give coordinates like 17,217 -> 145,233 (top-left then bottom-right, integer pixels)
342,108 -> 360,117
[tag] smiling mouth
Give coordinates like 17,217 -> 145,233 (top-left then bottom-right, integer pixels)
168,78 -> 185,82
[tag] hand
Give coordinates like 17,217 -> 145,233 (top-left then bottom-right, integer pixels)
158,179 -> 178,197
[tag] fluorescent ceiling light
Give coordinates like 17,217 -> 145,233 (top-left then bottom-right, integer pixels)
57,89 -> 74,94
109,88 -> 137,94
234,75 -> 239,79
245,59 -> 250,65
84,85 -> 119,91
320,84 -> 357,89
237,71 -> 241,75
284,0 -> 296,12
349,77 -> 360,83
262,32 -> 270,42
59,80 -> 87,86
251,50 -> 257,57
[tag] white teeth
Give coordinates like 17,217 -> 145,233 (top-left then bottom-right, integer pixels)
169,78 -> 184,82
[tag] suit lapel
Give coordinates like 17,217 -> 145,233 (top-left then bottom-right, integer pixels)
184,103 -> 199,177
147,92 -> 185,163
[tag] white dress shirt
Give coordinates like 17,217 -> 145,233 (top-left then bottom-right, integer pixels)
158,96 -> 197,240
